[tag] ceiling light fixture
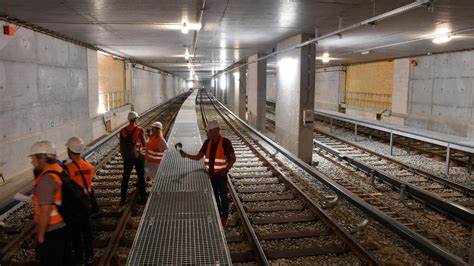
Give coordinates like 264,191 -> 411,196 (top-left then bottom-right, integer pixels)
322,57 -> 330,63
184,47 -> 189,60
322,52 -> 330,58
181,23 -> 189,34
187,62 -> 191,69
432,35 -> 451,44
361,50 -> 371,55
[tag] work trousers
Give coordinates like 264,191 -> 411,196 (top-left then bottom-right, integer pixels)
36,227 -> 67,266
121,155 -> 146,203
210,174 -> 229,218
72,216 -> 93,263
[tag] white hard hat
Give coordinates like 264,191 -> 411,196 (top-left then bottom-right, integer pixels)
29,141 -> 56,157
128,111 -> 139,121
65,137 -> 85,154
152,121 -> 163,129
206,120 -> 220,130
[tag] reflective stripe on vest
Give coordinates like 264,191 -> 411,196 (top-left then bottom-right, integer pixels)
33,163 -> 64,225
146,134 -> 165,164
205,136 -> 228,174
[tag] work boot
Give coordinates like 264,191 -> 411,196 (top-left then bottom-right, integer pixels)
220,216 -> 228,227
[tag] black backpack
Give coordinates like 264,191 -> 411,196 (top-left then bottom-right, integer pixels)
120,126 -> 139,160
44,170 -> 91,226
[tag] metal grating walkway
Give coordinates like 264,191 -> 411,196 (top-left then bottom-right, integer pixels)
127,90 -> 231,265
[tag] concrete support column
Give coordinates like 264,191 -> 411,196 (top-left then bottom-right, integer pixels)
218,74 -> 227,104
238,64 -> 247,120
87,49 -> 99,119
247,53 -> 267,131
231,70 -> 240,115
391,58 -> 410,125
226,71 -> 235,111
275,34 -> 315,163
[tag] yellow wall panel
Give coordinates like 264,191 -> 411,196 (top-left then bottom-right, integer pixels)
98,54 -> 126,112
346,61 -> 393,110
98,54 -> 125,93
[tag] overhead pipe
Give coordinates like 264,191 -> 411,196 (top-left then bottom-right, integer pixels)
338,26 -> 474,57
213,0 -> 432,78
192,0 -> 206,59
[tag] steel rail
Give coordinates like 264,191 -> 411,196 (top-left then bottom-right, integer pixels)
314,129 -> 474,197
210,95 -> 467,265
313,138 -> 474,225
206,93 -> 380,265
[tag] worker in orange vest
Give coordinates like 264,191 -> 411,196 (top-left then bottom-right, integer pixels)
64,137 -> 95,265
145,122 -> 168,181
29,141 -> 68,266
179,120 -> 236,226
120,111 -> 147,205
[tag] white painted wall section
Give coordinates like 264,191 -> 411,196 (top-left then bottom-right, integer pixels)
314,66 -> 345,111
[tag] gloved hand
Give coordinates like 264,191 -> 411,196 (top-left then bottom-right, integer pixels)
179,150 -> 186,158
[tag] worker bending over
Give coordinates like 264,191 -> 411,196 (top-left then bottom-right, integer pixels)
180,120 -> 236,226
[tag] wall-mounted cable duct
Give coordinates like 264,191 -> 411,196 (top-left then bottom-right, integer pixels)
0,16 -> 178,78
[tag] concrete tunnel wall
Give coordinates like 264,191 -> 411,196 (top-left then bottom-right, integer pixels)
0,24 -> 186,182
406,50 -> 474,138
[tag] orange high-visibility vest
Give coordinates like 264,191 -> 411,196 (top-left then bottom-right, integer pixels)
65,160 -> 94,195
205,136 -> 228,174
146,133 -> 165,164
32,163 -> 63,225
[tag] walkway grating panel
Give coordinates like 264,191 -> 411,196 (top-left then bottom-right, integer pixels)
127,91 -> 231,265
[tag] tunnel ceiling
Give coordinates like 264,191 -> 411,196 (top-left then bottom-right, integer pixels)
1,0 -> 474,80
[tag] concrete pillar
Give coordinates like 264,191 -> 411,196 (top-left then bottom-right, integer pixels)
87,49 -> 99,119
275,34 -> 315,163
218,74 -> 227,104
238,64 -> 247,120
247,53 -> 267,131
391,58 -> 410,125
226,72 -> 235,111
231,70 -> 240,115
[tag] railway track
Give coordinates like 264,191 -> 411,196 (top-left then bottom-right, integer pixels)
198,93 -> 379,265
211,93 -> 469,265
314,130 -> 474,221
312,134 -> 472,262
265,102 -> 473,223
313,112 -> 474,173
0,94 -> 188,265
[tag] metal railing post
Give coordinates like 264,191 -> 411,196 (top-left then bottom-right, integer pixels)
445,144 -> 451,176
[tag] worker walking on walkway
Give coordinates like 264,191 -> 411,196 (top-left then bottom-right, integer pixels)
29,141 -> 68,266
145,122 -> 168,182
120,111 -> 147,205
180,120 -> 236,226
64,137 -> 95,265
